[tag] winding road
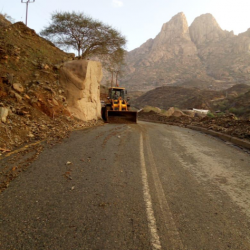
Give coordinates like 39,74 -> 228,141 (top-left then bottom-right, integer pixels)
1,121 -> 250,249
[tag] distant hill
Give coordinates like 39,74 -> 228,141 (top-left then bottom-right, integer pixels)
133,86 -> 223,110
133,84 -> 250,113
221,84 -> 250,97
212,88 -> 250,118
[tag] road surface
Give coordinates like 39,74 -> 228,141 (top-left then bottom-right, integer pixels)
1,121 -> 250,249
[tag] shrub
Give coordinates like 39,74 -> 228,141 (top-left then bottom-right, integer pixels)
207,111 -> 215,118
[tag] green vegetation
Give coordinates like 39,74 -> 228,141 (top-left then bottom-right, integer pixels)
214,112 -> 225,117
207,111 -> 215,118
228,107 -> 247,116
40,11 -> 126,61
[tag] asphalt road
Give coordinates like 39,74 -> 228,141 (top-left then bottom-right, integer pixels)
1,121 -> 250,250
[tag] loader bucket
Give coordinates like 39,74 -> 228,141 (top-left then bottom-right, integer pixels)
107,111 -> 138,124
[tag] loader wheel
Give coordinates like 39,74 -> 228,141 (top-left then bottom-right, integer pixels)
101,107 -> 106,120
103,106 -> 111,122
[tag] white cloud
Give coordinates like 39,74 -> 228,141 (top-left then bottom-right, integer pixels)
112,0 -> 124,8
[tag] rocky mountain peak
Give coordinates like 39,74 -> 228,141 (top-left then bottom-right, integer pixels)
190,13 -> 234,47
161,12 -> 189,36
153,12 -> 190,49
239,28 -> 250,38
117,12 -> 250,91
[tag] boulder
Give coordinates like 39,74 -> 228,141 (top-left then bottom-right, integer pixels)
13,83 -> 24,93
182,110 -> 195,117
172,110 -> 185,117
59,60 -> 103,121
165,107 -> 175,116
14,92 -> 22,102
0,107 -> 9,123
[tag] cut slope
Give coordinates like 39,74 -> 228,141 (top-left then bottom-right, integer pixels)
0,19 -> 103,151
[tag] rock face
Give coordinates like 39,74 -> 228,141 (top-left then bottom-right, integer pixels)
120,12 -> 250,91
60,60 -> 103,121
189,14 -> 232,47
190,14 -> 250,82
122,13 -> 209,91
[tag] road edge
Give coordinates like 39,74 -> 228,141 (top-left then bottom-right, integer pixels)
139,119 -> 250,151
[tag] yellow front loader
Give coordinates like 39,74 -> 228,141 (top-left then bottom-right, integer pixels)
102,87 -> 137,123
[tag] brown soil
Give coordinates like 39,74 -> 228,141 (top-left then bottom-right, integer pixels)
0,18 -> 102,155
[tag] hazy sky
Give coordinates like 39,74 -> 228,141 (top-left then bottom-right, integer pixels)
1,0 -> 250,51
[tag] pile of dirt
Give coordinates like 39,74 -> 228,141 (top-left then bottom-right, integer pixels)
0,18 -> 103,154
139,111 -> 250,141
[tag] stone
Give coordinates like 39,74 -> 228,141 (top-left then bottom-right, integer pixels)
172,110 -> 185,117
54,63 -> 63,70
59,60 -> 102,121
24,94 -> 30,100
13,83 -> 24,93
58,95 -> 66,102
14,92 -> 22,102
27,133 -> 35,138
165,107 -> 175,117
52,98 -> 59,106
0,107 -> 9,123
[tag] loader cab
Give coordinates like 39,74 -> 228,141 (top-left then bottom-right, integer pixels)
109,87 -> 127,100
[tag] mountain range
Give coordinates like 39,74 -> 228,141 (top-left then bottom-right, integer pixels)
120,12 -> 250,91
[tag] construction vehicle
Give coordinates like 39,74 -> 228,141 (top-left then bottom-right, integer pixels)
102,87 -> 137,123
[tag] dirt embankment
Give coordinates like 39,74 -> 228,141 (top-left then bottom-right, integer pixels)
0,20 -> 103,154
139,111 -> 250,141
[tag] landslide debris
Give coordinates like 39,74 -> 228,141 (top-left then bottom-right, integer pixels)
0,18 -> 102,154
139,110 -> 250,141
133,84 -> 250,117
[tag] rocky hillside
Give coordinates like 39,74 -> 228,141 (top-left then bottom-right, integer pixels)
120,12 -> 250,91
211,88 -> 250,119
0,19 -> 103,152
0,14 -> 12,27
133,84 -> 250,113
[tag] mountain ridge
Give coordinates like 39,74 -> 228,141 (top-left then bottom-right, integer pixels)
119,12 -> 250,91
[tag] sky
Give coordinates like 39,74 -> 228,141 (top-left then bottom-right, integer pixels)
1,0 -> 250,52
